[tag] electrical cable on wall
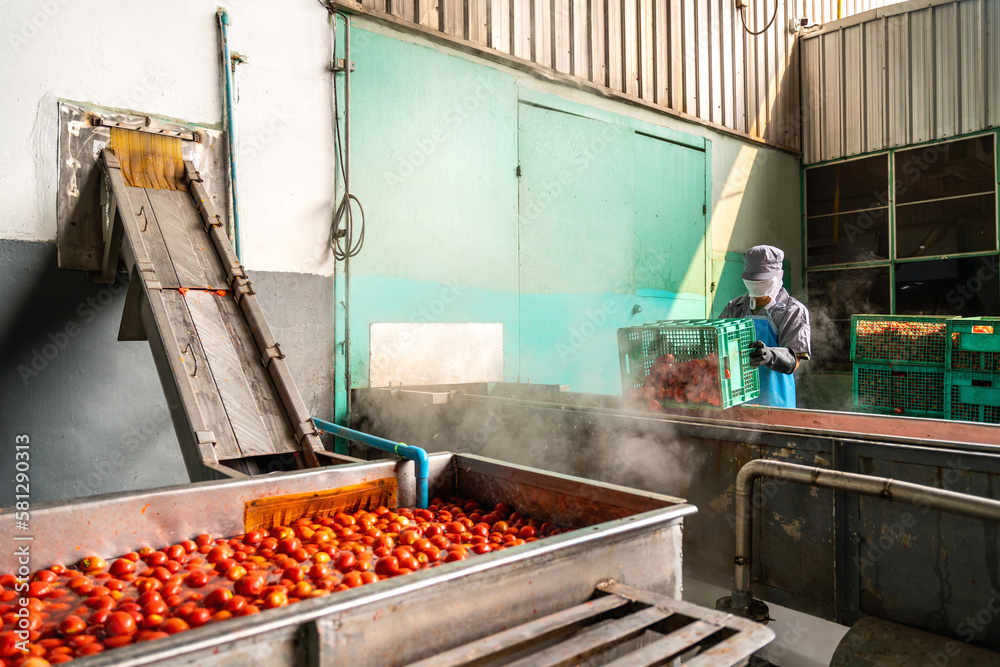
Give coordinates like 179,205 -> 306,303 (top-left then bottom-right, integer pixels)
324,5 -> 366,261
737,0 -> 779,35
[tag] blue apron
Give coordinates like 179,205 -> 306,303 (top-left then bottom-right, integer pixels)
749,314 -> 796,408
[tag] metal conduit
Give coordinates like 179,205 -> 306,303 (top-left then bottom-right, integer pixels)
718,460 -> 1000,620
312,418 -> 429,509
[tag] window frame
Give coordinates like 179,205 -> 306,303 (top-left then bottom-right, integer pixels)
803,130 -> 1000,316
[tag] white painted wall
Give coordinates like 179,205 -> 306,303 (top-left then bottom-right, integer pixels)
0,0 -> 337,275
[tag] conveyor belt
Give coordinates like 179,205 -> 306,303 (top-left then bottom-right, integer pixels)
100,147 -> 329,479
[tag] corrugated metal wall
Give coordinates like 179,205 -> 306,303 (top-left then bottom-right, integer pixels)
802,0 -> 1000,164
803,0 -> 908,24
343,0 -> 910,152
344,0 -> 812,150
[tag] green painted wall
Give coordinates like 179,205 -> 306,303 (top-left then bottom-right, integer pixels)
336,24 -> 727,406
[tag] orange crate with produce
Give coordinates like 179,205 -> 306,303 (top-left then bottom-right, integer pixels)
851,315 -> 953,366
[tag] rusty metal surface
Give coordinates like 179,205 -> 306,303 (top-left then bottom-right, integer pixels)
405,595 -> 632,667
831,617 -> 1000,666
353,387 -> 1000,649
681,405 -> 1000,447
0,454 -> 696,666
454,386 -> 1000,448
848,453 -> 1000,645
603,583 -> 774,667
106,155 -> 325,473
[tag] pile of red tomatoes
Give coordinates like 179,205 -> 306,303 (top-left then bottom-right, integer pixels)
627,353 -> 729,411
0,498 -> 563,666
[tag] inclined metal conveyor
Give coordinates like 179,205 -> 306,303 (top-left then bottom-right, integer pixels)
98,142 -> 332,479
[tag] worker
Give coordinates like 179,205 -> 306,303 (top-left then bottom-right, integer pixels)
719,245 -> 811,408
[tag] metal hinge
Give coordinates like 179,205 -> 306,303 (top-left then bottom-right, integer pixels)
515,165 -> 522,178
703,203 -> 707,214
329,58 -> 356,73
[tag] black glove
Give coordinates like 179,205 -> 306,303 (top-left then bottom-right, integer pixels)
749,341 -> 798,374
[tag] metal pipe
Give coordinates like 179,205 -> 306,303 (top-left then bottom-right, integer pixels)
343,13 -> 352,427
728,460 -> 1000,612
312,418 -> 428,509
217,9 -> 242,261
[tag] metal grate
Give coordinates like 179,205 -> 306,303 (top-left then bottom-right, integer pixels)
853,363 -> 946,417
405,581 -> 774,667
946,371 -> 1000,424
851,315 -> 952,366
947,319 -> 1000,372
618,319 -> 759,410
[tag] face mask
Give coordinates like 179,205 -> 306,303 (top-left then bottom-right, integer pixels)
744,274 -> 782,310
743,279 -> 773,298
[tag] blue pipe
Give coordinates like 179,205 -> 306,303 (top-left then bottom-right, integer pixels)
217,9 -> 242,261
312,418 -> 429,509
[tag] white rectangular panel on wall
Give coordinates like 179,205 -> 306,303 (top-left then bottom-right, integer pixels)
369,323 -> 504,387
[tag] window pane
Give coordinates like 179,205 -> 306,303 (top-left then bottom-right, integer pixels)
895,193 -> 997,258
806,155 -> 889,217
807,208 -> 889,266
896,256 -> 1000,317
895,135 -> 996,204
807,267 -> 892,372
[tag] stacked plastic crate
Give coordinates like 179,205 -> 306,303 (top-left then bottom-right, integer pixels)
851,316 -> 950,418
945,319 -> 1000,424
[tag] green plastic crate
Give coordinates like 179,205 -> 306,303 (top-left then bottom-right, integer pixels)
618,318 -> 760,410
945,371 -> 1000,424
852,363 -> 945,418
850,315 -> 952,366
946,318 -> 1000,372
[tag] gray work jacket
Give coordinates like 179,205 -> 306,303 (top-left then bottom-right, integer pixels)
719,288 -> 812,357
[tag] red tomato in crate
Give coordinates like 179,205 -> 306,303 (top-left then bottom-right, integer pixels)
32,570 -> 58,584
204,588 -> 233,608
0,497 -> 571,664
105,611 -> 137,636
78,556 -> 106,573
234,573 -> 266,598
187,608 -> 212,627
161,617 -> 190,634
58,615 -> 87,636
